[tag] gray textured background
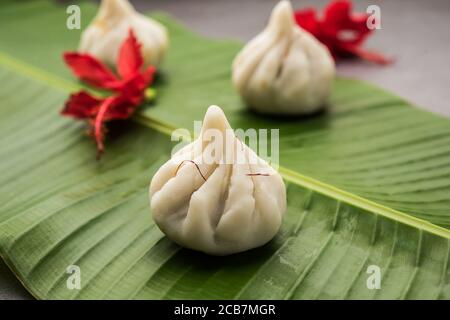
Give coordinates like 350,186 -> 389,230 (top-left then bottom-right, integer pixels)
1,0 -> 449,299
129,0 -> 450,116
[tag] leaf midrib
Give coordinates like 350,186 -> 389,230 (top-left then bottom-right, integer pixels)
1,50 -> 448,240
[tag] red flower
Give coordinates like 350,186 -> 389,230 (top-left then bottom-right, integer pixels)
294,0 -> 392,64
62,29 -> 156,158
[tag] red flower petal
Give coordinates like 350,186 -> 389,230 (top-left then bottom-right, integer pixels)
294,0 -> 391,65
63,52 -> 120,89
141,66 -> 157,86
61,91 -> 103,119
345,45 -> 394,65
324,0 -> 371,45
117,29 -> 144,80
107,95 -> 141,120
294,8 -> 320,35
62,28 -> 157,158
93,96 -> 116,159
119,66 -> 156,105
92,90 -> 148,159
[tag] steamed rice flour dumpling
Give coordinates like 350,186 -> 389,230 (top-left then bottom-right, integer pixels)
79,0 -> 168,68
149,106 -> 286,255
232,0 -> 335,115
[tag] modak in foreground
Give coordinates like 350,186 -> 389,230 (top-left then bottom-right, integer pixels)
232,0 -> 335,115
149,106 -> 286,255
79,0 -> 168,68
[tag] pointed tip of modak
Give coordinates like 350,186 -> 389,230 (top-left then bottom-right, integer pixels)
268,0 -> 294,32
201,105 -> 232,133
99,0 -> 135,18
273,0 -> 293,14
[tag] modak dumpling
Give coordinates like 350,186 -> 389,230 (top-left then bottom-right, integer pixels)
79,0 -> 168,67
232,0 -> 335,115
149,106 -> 286,255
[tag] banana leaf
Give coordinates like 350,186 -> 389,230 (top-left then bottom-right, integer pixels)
0,0 -> 448,299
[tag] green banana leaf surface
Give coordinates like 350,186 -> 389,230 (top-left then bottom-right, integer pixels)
0,0 -> 449,299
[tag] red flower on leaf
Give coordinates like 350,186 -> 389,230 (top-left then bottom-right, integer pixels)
294,0 -> 392,64
62,29 -> 156,159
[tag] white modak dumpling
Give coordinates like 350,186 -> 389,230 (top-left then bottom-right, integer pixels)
232,0 -> 335,115
149,106 -> 286,255
79,0 -> 168,67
